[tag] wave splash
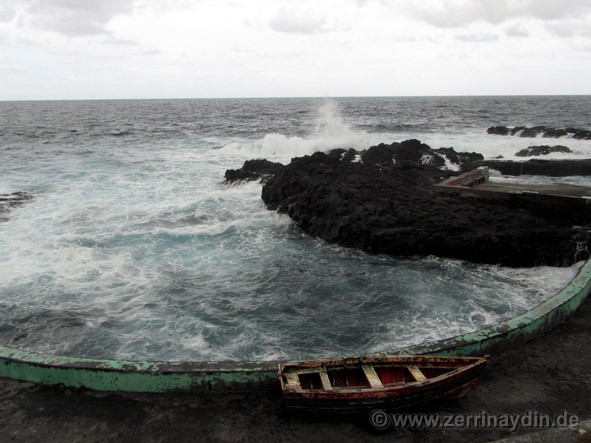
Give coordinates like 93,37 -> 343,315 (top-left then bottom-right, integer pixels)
215,101 -> 371,163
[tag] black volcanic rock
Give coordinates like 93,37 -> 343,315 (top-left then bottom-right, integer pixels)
487,125 -> 591,140
519,126 -> 547,138
261,141 -> 590,267
515,145 -> 572,157
224,159 -> 284,183
435,147 -> 484,166
543,128 -> 568,138
487,126 -> 510,135
511,126 -> 527,136
568,128 -> 591,140
361,139 -> 447,167
0,192 -> 33,221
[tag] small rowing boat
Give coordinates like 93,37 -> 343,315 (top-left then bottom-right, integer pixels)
278,354 -> 489,412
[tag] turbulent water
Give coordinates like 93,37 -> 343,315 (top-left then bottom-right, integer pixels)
1,96 -> 591,362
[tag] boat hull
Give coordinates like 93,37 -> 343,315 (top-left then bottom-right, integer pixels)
280,355 -> 488,413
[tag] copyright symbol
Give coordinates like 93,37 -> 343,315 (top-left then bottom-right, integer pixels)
369,409 -> 390,431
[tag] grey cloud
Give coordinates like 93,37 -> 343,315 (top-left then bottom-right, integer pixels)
269,9 -> 327,34
99,36 -> 139,46
546,20 -> 591,39
22,0 -> 134,36
505,23 -> 529,37
412,0 -> 591,28
134,0 -> 195,14
455,31 -> 499,42
0,0 -> 16,21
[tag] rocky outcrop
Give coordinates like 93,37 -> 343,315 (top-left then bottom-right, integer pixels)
515,145 -> 572,157
487,126 -> 591,140
360,140 -> 484,169
0,192 -> 33,221
487,126 -> 511,136
224,159 -> 284,184
257,141 -> 590,267
434,147 -> 484,167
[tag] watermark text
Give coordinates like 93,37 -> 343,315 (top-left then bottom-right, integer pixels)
368,410 -> 581,432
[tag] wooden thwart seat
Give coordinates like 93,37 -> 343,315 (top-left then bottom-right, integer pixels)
318,369 -> 333,391
284,371 -> 301,388
362,364 -> 384,389
285,367 -> 333,390
407,365 -> 427,382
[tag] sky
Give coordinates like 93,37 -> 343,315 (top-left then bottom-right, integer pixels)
0,0 -> 590,100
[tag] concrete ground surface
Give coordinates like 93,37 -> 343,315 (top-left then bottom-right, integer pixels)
2,296 -> 591,442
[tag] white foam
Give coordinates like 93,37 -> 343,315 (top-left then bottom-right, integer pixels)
210,101 -> 371,164
420,153 -> 433,165
403,130 -> 591,162
443,156 -> 460,171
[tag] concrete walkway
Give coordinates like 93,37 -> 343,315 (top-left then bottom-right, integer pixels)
494,419 -> 591,442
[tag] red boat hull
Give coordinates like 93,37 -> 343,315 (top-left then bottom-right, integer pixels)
280,355 -> 488,413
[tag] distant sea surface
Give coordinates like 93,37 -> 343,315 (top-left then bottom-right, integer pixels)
1,96 -> 590,362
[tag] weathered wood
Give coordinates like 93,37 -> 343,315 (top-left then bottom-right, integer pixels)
319,369 -> 333,391
407,365 -> 427,382
284,372 -> 300,388
362,364 -> 384,389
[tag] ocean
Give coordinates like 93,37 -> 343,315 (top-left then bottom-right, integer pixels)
1,96 -> 590,362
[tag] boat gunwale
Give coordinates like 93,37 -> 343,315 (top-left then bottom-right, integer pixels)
278,355 -> 489,395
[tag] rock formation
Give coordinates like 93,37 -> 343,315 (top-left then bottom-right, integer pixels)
487,126 -> 591,140
515,145 -> 571,157
227,140 -> 590,267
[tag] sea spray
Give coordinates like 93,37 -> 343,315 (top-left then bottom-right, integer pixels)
215,100 -> 372,163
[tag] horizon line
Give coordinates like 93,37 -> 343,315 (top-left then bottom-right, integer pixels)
2,93 -> 591,103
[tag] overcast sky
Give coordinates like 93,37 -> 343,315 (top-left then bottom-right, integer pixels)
1,0 -> 590,100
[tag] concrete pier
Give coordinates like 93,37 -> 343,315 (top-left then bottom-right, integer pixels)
437,167 -> 591,204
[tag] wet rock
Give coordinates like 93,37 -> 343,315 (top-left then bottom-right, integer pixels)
543,128 -> 568,138
435,147 -> 484,166
224,159 -> 284,184
487,126 -> 591,140
261,141 -> 589,267
487,126 -> 510,135
568,128 -> 591,140
515,145 -> 572,157
519,126 -> 547,138
0,192 -> 33,221
511,126 -> 527,136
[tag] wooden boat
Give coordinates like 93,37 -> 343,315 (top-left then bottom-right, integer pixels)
278,354 -> 489,412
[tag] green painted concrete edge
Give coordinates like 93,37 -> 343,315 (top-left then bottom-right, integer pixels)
1,260 -> 591,393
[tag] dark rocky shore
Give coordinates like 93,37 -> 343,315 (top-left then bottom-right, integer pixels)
226,140 -> 591,268
515,145 -> 571,157
487,125 -> 591,140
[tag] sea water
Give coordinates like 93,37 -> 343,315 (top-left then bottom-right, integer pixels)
1,96 -> 590,362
